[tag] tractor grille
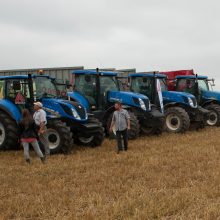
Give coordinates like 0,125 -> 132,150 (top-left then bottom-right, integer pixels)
132,97 -> 139,106
143,99 -> 150,110
60,104 -> 72,116
132,97 -> 149,110
191,97 -> 197,107
61,101 -> 87,119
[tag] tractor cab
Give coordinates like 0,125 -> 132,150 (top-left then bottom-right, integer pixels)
175,75 -> 209,103
129,73 -> 166,109
73,70 -> 119,112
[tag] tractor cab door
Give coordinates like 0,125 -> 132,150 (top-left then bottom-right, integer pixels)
5,79 -> 32,111
74,74 -> 98,110
131,77 -> 154,102
99,76 -> 119,109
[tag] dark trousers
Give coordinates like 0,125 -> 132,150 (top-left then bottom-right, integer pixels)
116,129 -> 128,151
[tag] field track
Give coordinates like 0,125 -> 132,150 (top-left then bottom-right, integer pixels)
0,127 -> 219,220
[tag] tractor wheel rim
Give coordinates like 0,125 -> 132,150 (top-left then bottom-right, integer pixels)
46,128 -> 61,150
207,111 -> 218,126
166,114 -> 181,131
78,136 -> 94,144
0,122 -> 6,145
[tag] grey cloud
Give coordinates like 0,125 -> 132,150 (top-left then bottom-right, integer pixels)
0,0 -> 219,88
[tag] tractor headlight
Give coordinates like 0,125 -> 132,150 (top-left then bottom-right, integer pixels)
188,97 -> 197,108
71,108 -> 81,120
139,98 -> 146,111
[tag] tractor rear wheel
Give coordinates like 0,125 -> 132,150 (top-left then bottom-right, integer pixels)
75,118 -> 104,147
45,120 -> 73,154
164,107 -> 190,133
106,111 -> 140,140
0,111 -> 19,150
205,104 -> 220,126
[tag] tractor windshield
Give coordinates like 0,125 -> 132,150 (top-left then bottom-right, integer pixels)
158,78 -> 167,91
34,77 -> 58,99
131,77 -> 153,99
198,79 -> 209,91
74,74 -> 97,106
177,78 -> 209,93
100,76 -> 119,93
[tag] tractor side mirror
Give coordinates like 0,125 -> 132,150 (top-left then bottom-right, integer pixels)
13,81 -> 21,90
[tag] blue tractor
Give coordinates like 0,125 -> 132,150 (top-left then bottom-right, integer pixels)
173,75 -> 220,126
0,74 -> 104,153
67,69 -> 164,139
129,73 -> 210,133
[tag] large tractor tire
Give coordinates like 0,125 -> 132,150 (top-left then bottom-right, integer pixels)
45,120 -> 73,154
0,111 -> 19,150
140,117 -> 164,135
164,107 -> 190,133
74,117 -> 104,147
106,111 -> 140,140
205,104 -> 220,126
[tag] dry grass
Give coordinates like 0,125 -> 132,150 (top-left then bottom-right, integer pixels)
0,127 -> 220,220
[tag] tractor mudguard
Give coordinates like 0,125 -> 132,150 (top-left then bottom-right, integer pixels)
67,91 -> 90,111
0,100 -> 22,122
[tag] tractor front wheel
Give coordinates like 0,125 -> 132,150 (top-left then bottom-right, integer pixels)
45,120 -> 73,154
164,107 -> 190,133
205,104 -> 220,126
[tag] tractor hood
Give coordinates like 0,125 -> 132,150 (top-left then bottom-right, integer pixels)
67,91 -> 90,111
202,91 -> 220,102
41,98 -> 88,122
108,91 -> 151,112
162,91 -> 197,108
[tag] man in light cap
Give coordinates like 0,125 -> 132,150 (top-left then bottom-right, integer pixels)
33,102 -> 50,156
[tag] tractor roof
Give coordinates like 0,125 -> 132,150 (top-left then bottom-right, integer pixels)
73,70 -> 117,76
0,74 -> 51,80
129,73 -> 166,78
176,75 -> 208,80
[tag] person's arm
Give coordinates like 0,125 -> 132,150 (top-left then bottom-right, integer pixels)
109,112 -> 115,132
38,111 -> 47,134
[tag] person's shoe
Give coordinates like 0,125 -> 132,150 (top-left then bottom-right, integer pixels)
25,159 -> 31,164
40,157 -> 46,164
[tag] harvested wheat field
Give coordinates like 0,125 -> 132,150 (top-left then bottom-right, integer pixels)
0,127 -> 220,220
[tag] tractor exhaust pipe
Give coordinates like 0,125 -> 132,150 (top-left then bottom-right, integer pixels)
28,73 -> 35,113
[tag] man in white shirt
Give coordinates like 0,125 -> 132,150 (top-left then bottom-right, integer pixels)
33,102 -> 50,156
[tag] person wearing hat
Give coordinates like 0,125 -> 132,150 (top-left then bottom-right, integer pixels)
33,102 -> 50,156
110,100 -> 130,153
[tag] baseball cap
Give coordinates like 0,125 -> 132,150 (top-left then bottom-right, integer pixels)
34,102 -> 43,108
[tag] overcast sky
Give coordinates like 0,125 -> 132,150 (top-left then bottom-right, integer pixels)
0,0 -> 220,88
